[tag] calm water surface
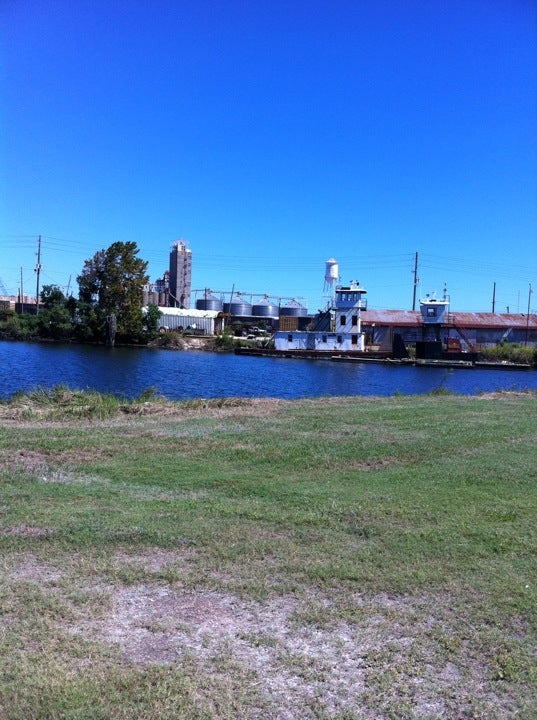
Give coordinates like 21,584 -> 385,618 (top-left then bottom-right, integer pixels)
1,341 -> 536,400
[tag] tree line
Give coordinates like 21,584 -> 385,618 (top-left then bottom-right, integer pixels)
0,241 -> 161,345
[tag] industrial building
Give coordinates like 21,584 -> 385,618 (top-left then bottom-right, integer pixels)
168,241 -> 192,309
361,307 -> 537,350
150,307 -> 224,336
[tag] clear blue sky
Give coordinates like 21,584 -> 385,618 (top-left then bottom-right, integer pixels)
1,0 -> 536,313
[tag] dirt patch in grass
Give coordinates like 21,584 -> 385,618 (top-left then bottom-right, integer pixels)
58,579 -> 525,719
113,547 -> 196,573
0,524 -> 54,539
347,458 -> 399,471
7,553 -> 64,583
0,447 -> 113,474
0,448 -> 51,472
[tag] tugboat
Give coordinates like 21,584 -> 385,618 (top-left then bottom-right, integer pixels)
416,289 -> 478,365
273,279 -> 375,356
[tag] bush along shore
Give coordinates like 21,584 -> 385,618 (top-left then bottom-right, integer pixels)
1,388 -> 536,719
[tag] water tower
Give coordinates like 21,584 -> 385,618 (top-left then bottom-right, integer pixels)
323,258 -> 339,294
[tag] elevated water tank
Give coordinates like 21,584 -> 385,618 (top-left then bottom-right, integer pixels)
324,258 -> 339,289
280,300 -> 308,317
196,294 -> 223,312
252,298 -> 279,317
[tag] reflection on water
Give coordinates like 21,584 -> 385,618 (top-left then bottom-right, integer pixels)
0,341 -> 536,400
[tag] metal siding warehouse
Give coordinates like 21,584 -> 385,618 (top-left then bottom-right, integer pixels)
150,307 -> 223,335
361,310 -> 537,347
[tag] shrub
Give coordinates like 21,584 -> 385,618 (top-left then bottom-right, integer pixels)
479,343 -> 535,366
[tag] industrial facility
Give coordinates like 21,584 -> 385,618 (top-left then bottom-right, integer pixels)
2,237 -> 534,351
143,247 -> 537,349
143,239 -> 310,335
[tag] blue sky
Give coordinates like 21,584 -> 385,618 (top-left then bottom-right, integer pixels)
1,0 -> 536,313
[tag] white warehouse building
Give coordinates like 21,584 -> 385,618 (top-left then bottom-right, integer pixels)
146,307 -> 224,335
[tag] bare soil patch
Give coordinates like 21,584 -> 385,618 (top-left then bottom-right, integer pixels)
7,553 -> 64,583
0,448 -> 51,472
113,547 -> 196,573
58,578 -> 521,719
0,524 -> 54,539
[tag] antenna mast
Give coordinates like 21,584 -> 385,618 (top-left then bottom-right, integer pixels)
34,235 -> 42,315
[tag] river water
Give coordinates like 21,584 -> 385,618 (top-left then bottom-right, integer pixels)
1,341 -> 536,401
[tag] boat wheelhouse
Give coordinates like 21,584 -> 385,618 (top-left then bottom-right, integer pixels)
274,281 -> 368,353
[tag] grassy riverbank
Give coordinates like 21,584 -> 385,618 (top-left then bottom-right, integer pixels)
1,389 -> 536,719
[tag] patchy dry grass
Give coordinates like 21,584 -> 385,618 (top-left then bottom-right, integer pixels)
1,391 -> 536,718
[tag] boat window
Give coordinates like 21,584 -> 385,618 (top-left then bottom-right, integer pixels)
340,315 -> 346,326
287,334 -> 293,342
427,307 -> 437,317
321,335 -> 327,343
337,335 -> 342,344
352,315 -> 358,326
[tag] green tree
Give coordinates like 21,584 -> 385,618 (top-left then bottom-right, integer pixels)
144,303 -> 162,340
35,285 -> 74,340
77,241 -> 149,342
40,284 -> 67,310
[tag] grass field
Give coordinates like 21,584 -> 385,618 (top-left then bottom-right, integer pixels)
1,388 -> 536,719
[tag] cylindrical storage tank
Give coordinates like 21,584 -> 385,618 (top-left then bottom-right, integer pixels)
280,300 -> 308,317
252,299 -> 279,317
324,258 -> 339,285
226,300 -> 253,317
196,294 -> 223,311
142,290 -> 149,306
159,291 -> 167,306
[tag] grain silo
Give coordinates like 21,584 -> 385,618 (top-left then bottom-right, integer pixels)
279,299 -> 308,317
279,299 -> 309,331
252,297 -> 279,319
196,291 -> 223,312
224,295 -> 253,318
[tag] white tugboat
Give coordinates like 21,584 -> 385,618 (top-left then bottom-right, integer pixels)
273,264 -> 369,354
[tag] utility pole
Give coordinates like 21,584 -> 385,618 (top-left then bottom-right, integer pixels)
412,251 -> 419,311
34,235 -> 42,315
525,283 -> 533,346
491,282 -> 496,313
20,267 -> 24,313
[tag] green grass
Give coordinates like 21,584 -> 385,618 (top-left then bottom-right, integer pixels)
1,390 -> 536,718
